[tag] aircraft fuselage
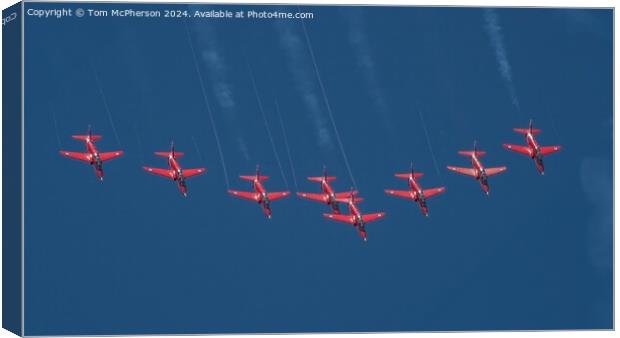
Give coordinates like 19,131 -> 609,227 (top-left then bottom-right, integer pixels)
408,177 -> 429,215
321,179 -> 341,214
526,133 -> 545,173
253,179 -> 272,218
85,138 -> 104,179
167,155 -> 188,196
470,154 -> 490,193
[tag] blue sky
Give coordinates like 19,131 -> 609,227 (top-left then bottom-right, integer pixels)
23,4 -> 612,334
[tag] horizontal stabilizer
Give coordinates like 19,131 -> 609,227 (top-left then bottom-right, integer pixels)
307,176 -> 336,182
514,128 -> 541,135
458,150 -> 486,157
240,175 -> 269,181
155,151 -> 184,158
72,135 -> 102,142
395,173 -> 424,179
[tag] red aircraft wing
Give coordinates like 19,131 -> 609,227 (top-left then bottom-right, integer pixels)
99,151 -> 124,162
423,187 -> 446,198
297,192 -> 329,203
183,168 -> 207,178
361,212 -> 386,223
485,167 -> 507,176
228,190 -> 260,201
503,144 -> 533,157
143,167 -> 174,179
60,151 -> 92,163
323,213 -> 356,224
540,146 -> 561,156
447,166 -> 477,177
384,189 -> 415,200
267,191 -> 290,201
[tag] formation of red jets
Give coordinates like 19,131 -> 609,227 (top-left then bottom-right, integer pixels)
60,120 -> 561,242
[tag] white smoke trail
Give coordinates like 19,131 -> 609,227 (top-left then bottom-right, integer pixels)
344,10 -> 396,137
187,15 -> 250,162
91,65 -> 123,147
274,98 -> 299,191
417,106 -> 445,185
191,135 -> 205,163
275,20 -> 332,149
247,60 -> 290,189
299,14 -> 358,189
184,20 -> 230,189
484,8 -> 521,112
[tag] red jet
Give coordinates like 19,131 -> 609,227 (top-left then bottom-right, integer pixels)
323,190 -> 385,242
297,166 -> 358,214
59,126 -> 123,181
385,164 -> 446,216
503,120 -> 561,175
228,165 -> 290,218
143,142 -> 206,197
447,142 -> 507,195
